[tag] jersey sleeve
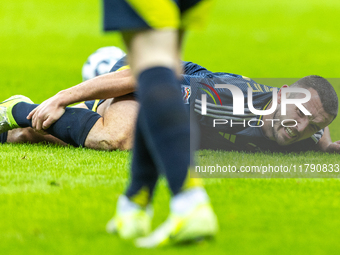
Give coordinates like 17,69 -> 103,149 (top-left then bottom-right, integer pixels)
310,129 -> 324,144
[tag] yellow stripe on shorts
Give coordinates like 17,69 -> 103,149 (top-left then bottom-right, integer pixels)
125,0 -> 180,29
182,0 -> 214,30
92,99 -> 100,112
117,65 -> 131,71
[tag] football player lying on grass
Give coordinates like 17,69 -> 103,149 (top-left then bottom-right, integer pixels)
0,57 -> 339,153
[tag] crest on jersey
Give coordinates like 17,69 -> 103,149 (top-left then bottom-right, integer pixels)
181,85 -> 191,104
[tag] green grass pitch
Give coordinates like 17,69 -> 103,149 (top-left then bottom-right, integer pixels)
1,0 -> 340,254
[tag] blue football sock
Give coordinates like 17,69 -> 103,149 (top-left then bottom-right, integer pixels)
12,102 -> 101,146
127,67 -> 191,197
0,131 -> 8,143
125,114 -> 159,205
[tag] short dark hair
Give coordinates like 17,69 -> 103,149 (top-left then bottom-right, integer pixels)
290,75 -> 338,119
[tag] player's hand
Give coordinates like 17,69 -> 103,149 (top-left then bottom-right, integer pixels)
325,141 -> 340,153
27,95 -> 66,131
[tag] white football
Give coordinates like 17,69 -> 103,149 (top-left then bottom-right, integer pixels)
82,46 -> 126,81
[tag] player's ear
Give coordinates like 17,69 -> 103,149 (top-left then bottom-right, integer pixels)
278,84 -> 289,104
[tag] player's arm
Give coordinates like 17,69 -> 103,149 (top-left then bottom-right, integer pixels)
316,126 -> 340,152
27,68 -> 136,131
56,68 -> 135,103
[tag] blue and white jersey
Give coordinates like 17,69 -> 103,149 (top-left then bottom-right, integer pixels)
181,61 -> 323,152
111,57 -> 323,152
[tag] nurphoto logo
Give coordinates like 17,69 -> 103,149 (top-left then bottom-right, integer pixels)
199,84 -> 311,128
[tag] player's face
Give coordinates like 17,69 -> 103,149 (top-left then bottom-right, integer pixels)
270,88 -> 333,146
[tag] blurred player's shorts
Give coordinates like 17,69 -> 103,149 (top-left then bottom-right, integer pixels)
103,0 -> 214,31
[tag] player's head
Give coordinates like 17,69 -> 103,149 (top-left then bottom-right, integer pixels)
290,75 -> 338,118
268,75 -> 338,146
